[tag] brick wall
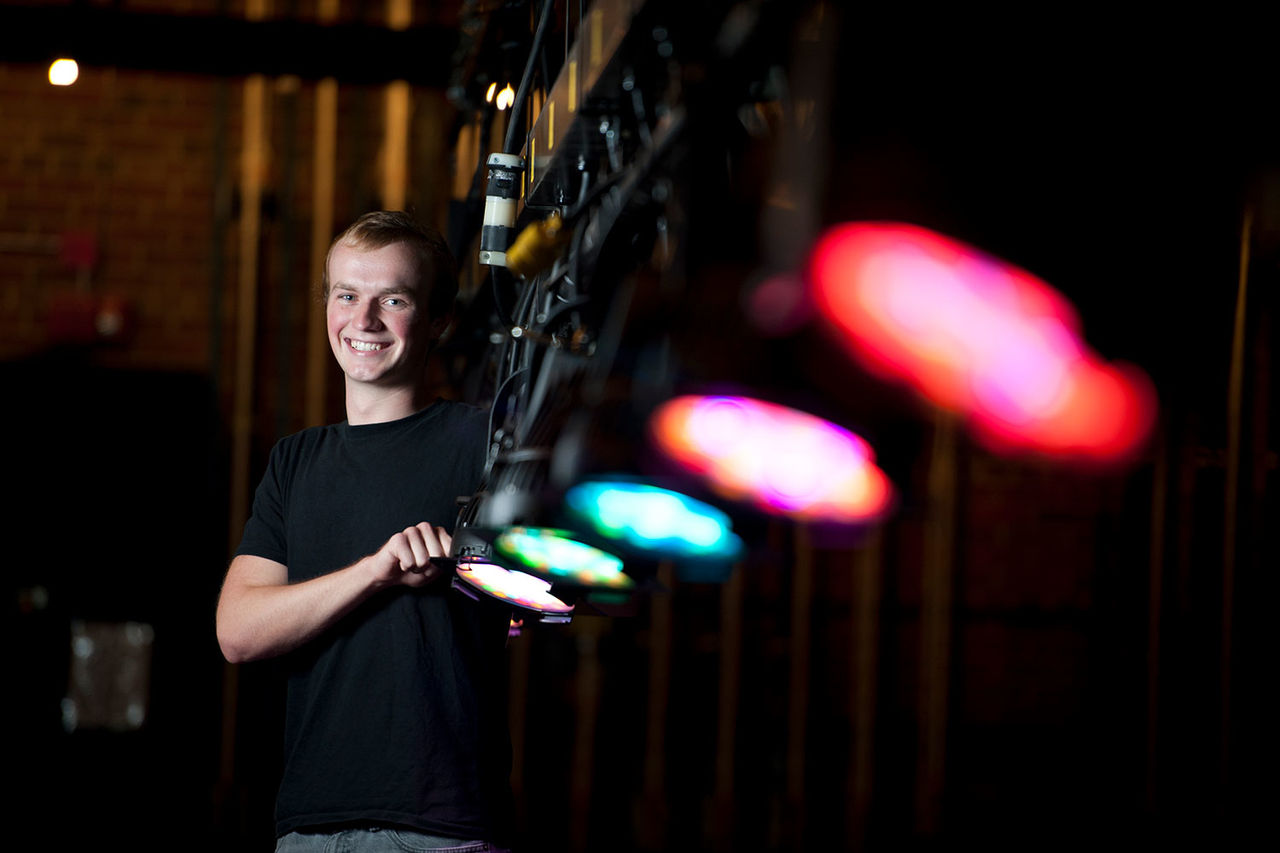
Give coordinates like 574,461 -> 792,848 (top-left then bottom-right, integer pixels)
0,55 -> 459,423
0,63 -> 221,370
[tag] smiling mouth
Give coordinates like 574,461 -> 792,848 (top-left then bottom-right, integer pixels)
347,338 -> 385,352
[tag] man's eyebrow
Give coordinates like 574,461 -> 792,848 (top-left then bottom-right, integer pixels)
330,282 -> 416,297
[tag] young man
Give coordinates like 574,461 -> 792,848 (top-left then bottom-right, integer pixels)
217,211 -> 513,852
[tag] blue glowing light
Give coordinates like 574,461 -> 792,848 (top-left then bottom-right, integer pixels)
565,480 -> 744,561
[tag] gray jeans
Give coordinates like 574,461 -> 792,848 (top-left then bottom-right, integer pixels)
275,827 -> 509,853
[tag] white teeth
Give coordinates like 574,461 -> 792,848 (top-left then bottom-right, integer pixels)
350,340 -> 384,352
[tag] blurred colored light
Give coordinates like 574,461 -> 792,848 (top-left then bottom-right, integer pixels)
493,527 -> 634,589
565,480 -> 744,560
495,83 -> 515,110
454,559 -> 574,617
49,58 -> 79,86
649,395 -> 894,524
808,222 -> 1156,462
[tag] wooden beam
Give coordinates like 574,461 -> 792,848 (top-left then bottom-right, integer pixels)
784,524 -> 814,846
849,528 -> 883,846
915,413 -> 957,836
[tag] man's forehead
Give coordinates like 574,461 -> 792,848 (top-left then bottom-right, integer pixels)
329,241 -> 427,292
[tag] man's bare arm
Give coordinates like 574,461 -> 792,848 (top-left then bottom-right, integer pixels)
216,523 -> 453,663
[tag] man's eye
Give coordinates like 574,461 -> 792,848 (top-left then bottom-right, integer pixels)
385,297 -> 408,307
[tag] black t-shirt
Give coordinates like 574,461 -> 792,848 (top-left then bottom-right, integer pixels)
235,400 -> 513,841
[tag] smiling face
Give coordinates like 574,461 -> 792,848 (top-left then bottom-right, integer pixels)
325,240 -> 443,400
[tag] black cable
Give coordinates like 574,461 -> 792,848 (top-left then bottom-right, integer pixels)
490,266 -> 517,332
503,0 -> 556,156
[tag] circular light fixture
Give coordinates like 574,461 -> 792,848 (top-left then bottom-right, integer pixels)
492,526 -> 633,589
807,222 -> 1157,463
453,559 -> 574,622
650,395 -> 894,525
564,479 -> 743,561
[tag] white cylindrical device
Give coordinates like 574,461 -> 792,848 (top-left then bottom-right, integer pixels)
479,153 -> 525,267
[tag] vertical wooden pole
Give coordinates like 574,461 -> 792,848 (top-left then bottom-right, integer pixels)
1145,426 -> 1168,815
709,561 -> 744,850
227,50 -> 269,601
637,562 -> 675,850
305,2 -> 339,428
784,524 -> 814,848
849,528 -> 883,847
569,616 -> 604,853
1221,206 -> 1252,800
915,414 -> 957,837
220,0 -> 272,802
382,0 -> 412,210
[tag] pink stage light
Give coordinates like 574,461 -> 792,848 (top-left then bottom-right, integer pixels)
808,222 -> 1156,463
649,395 -> 894,524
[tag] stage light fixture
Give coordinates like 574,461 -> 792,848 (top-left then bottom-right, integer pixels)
563,479 -> 744,562
807,222 -> 1157,463
649,395 -> 894,525
492,526 -> 634,590
452,559 -> 574,623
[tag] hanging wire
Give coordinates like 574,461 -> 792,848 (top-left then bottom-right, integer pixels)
503,0 -> 557,156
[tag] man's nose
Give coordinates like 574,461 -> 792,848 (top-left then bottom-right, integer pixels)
353,302 -> 382,329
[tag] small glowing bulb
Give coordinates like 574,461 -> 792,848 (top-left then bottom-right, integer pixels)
485,81 -> 497,103
49,58 -> 79,86
496,83 -> 515,111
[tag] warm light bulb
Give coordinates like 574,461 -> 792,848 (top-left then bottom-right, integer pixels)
49,58 -> 79,86
485,81 -> 497,103
496,83 -> 515,111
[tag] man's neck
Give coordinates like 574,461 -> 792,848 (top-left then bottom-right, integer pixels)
344,382 -> 432,425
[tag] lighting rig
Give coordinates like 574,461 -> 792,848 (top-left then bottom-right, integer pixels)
439,0 -> 1158,626
442,0 -> 840,623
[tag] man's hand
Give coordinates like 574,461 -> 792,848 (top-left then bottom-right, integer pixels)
218,522 -> 455,663
367,523 -> 454,588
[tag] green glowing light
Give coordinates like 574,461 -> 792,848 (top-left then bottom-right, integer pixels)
493,527 -> 633,589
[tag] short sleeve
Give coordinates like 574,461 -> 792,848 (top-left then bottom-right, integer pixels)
233,440 -> 290,565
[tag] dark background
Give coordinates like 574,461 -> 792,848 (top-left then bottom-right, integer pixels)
3,3 -> 1275,850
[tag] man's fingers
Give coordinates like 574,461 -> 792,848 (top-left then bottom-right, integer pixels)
392,524 -> 453,574
406,526 -> 430,570
371,524 -> 456,586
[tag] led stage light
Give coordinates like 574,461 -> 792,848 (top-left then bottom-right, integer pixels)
649,395 -> 893,525
808,222 -> 1156,463
492,526 -> 634,590
453,559 -> 574,622
564,479 -> 744,562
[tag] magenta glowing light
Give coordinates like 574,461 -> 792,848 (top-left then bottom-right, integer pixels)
649,395 -> 893,524
808,222 -> 1157,463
